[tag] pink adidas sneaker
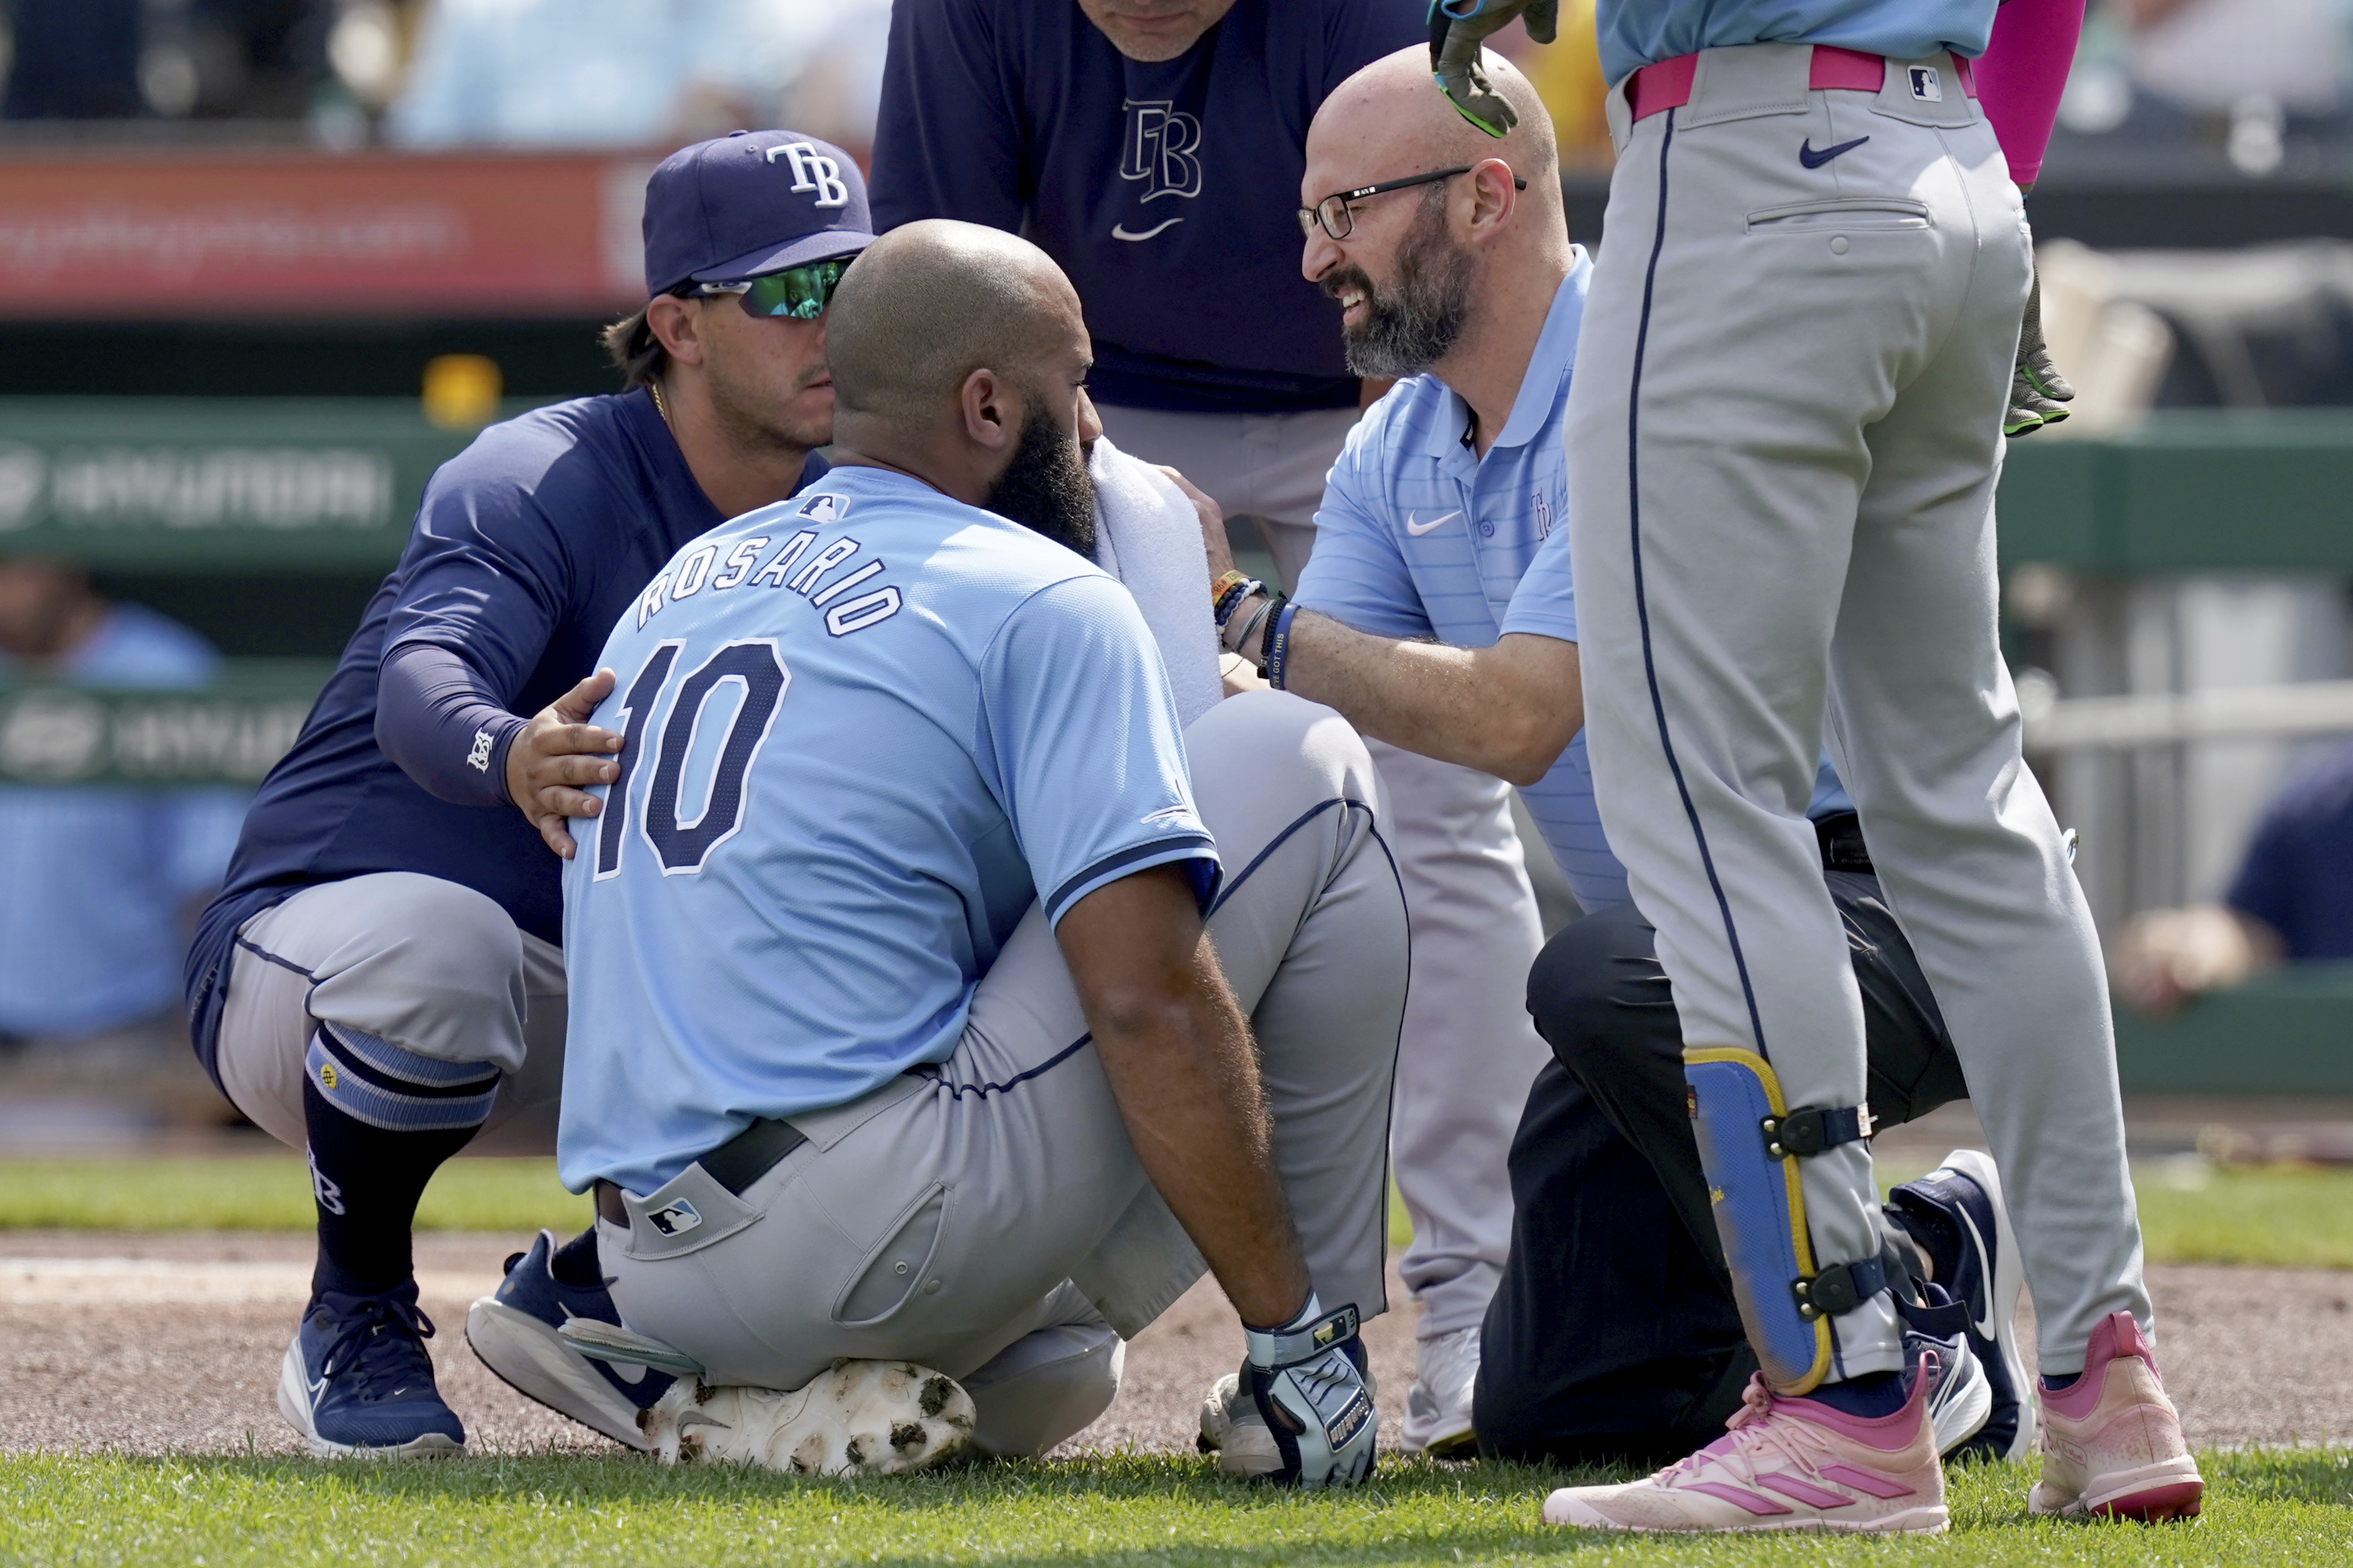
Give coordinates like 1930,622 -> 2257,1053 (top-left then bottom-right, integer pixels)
2030,1311 -> 2203,1522
1543,1363 -> 1947,1535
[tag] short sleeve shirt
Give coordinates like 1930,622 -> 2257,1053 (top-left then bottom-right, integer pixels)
557,466 -> 1217,1194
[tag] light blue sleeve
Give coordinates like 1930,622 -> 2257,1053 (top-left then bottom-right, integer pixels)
1293,422 -> 1434,640
978,575 -> 1219,925
1498,520 -> 1580,644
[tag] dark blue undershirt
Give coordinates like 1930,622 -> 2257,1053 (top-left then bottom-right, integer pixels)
869,0 -> 1423,414
184,389 -> 824,1082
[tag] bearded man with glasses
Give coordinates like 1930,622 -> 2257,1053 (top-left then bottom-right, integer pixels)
870,0 -> 1560,1457
182,130 -> 870,1459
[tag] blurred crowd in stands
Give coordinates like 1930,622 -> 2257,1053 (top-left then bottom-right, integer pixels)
6,0 -> 2353,175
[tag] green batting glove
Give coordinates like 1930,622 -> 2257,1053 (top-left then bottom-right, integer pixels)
1428,0 -> 1557,138
2006,261 -> 2077,438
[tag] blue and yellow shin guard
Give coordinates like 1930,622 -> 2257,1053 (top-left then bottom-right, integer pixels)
1684,1047 -> 1881,1393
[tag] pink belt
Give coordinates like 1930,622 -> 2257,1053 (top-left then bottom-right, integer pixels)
1628,45 -> 1977,124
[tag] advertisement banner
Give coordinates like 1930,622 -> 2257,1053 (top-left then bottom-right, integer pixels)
0,152 -> 650,319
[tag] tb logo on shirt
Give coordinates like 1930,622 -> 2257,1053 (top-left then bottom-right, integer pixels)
1116,99 -> 1202,240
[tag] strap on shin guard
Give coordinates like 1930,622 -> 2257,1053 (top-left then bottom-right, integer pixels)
1685,1046 -> 1883,1394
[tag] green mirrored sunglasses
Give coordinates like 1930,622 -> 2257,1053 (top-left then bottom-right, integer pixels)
692,256 -> 854,320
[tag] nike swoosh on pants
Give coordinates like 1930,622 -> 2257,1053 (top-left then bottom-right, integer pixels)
1798,135 -> 1870,169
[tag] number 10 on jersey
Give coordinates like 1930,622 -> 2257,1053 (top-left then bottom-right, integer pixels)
593,638 -> 789,878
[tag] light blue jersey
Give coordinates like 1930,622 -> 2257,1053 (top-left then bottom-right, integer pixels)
1301,255 -> 1848,913
1595,1 -> 1999,88
558,466 -> 1217,1195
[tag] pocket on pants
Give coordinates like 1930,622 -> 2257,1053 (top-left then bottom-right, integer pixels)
1745,197 -> 1931,235
830,1181 -> 951,1327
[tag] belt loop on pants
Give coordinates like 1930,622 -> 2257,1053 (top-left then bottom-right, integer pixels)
594,1114 -> 808,1226
1626,44 -> 1977,124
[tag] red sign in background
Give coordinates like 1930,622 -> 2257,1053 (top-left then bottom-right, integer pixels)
0,152 -> 652,319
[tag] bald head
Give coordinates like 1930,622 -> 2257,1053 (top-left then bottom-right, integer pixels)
827,220 -> 1085,427
1312,46 -> 1557,198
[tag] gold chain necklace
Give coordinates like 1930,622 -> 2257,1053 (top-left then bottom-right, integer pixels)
649,379 -> 671,426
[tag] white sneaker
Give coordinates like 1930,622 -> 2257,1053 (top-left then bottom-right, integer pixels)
1197,1371 -> 1283,1477
638,1360 -> 975,1475
1400,1325 -> 1479,1457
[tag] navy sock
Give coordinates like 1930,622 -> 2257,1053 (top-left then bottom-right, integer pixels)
301,1024 -> 498,1302
2042,1371 -> 2081,1390
550,1226 -> 603,1289
1808,1370 -> 1906,1419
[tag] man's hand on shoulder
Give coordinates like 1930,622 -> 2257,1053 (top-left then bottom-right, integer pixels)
1158,464 -> 1237,580
507,668 -> 624,859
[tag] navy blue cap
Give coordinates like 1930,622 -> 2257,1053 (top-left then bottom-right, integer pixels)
641,129 -> 875,298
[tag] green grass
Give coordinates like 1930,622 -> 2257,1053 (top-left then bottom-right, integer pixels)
2,1450 -> 2345,1566
0,1155 -> 592,1235
11,1157 -> 2353,1273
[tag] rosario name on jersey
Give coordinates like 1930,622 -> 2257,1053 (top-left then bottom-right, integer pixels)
557,466 -> 1218,1196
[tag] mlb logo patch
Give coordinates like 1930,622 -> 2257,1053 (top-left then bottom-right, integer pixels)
797,493 -> 847,523
646,1199 -> 703,1236
1908,66 -> 1943,102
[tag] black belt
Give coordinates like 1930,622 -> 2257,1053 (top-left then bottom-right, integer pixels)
595,1115 -> 808,1227
1815,810 -> 1875,876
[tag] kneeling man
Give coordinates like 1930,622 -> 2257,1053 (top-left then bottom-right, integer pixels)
554,219 -> 1406,1484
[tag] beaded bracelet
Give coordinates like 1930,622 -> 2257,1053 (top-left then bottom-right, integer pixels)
1264,599 -> 1302,690
1210,570 -> 1253,622
1213,575 -> 1264,628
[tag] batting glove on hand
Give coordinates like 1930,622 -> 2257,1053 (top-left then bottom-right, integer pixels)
2006,262 -> 2076,438
1428,0 -> 1557,138
1242,1295 -> 1377,1488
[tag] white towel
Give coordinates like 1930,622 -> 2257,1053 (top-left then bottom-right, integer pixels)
1089,434 -> 1224,729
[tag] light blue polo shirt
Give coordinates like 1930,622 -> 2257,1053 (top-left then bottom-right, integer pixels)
1298,252 -> 1849,914
1595,1 -> 1999,88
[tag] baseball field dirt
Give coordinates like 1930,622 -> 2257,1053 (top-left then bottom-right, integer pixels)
2,1230 -> 2345,1458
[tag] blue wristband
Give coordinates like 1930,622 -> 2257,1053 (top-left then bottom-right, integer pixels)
1265,600 -> 1302,690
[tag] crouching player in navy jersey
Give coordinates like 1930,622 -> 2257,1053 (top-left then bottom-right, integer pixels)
552,219 -> 1406,1483
181,130 -> 872,1458
1199,49 -> 2080,1492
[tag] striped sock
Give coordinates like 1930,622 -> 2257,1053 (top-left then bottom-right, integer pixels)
303,1023 -> 499,1299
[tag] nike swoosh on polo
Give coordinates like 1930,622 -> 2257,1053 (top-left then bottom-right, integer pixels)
1798,135 -> 1870,169
1404,510 -> 1460,536
1953,1201 -> 1999,1340
1111,218 -> 1183,241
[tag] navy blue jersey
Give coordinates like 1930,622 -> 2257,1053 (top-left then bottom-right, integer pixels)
185,389 -> 820,1079
869,0 -> 1422,414
2226,741 -> 2353,961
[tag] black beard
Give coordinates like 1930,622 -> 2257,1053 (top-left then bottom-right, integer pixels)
1327,190 -> 1474,380
983,405 -> 1096,557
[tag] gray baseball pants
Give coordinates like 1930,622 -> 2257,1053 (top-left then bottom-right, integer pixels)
1565,44 -> 2147,1380
1096,401 -> 1550,1342
594,690 -> 1407,1453
214,871 -> 567,1158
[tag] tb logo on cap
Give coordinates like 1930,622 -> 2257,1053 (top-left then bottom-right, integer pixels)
766,141 -> 851,209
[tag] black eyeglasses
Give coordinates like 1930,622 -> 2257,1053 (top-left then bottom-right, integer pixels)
1298,167 -> 1530,241
678,256 -> 855,320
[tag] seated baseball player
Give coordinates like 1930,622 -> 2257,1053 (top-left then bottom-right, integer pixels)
549,218 -> 1406,1482
181,129 -> 873,1458
1195,43 -> 2013,1461
1203,41 -> 2196,1526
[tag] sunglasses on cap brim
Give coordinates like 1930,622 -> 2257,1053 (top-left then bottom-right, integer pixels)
682,255 -> 854,320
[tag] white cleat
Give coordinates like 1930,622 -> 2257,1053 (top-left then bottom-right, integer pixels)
638,1359 -> 976,1475
1399,1325 -> 1480,1457
1197,1371 -> 1284,1478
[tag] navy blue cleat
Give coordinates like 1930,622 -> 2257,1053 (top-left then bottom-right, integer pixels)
1886,1149 -> 2034,1462
465,1228 -> 675,1450
276,1282 -> 465,1457
1899,1279 -> 1992,1457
